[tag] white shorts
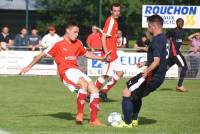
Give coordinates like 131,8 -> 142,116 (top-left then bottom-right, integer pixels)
102,57 -> 123,76
62,68 -> 92,92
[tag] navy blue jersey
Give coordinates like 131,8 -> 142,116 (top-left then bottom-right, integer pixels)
170,28 -> 184,51
147,33 -> 167,78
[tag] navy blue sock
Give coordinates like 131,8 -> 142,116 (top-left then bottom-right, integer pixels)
122,96 -> 133,124
132,98 -> 142,120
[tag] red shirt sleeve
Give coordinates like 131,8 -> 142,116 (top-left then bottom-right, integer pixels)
44,44 -> 57,57
77,41 -> 87,56
103,17 -> 114,37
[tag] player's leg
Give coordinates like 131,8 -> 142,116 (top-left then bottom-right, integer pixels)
100,58 -> 124,101
120,73 -> 146,127
95,62 -> 109,89
176,53 -> 188,92
76,77 -> 89,124
166,57 -> 176,70
101,70 -> 124,94
63,68 -> 88,124
122,87 -> 133,125
86,81 -> 105,126
126,74 -> 164,127
80,72 -> 105,126
112,87 -> 134,128
95,75 -> 108,89
132,99 -> 142,120
126,73 -> 147,127
89,61 -> 109,102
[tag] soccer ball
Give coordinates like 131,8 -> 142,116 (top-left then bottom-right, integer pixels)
107,112 -> 122,126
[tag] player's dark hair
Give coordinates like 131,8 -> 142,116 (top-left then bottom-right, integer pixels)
176,18 -> 184,23
110,2 -> 121,10
65,21 -> 79,29
147,14 -> 163,26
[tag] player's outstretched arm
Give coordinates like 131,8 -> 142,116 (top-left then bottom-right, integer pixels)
84,50 -> 111,61
101,33 -> 108,53
19,52 -> 47,75
93,26 -> 103,34
142,57 -> 160,78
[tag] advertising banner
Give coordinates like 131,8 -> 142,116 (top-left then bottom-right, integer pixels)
0,51 -> 57,75
87,51 -> 178,78
142,5 -> 200,29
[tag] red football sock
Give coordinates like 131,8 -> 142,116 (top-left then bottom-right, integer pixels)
102,74 -> 120,94
77,89 -> 87,114
89,93 -> 99,122
95,76 -> 106,89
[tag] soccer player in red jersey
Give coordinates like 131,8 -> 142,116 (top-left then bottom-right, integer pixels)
95,3 -> 124,101
20,22 -> 111,126
86,25 -> 102,52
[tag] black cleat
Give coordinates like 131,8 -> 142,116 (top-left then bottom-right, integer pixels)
86,95 -> 90,102
99,91 -> 109,102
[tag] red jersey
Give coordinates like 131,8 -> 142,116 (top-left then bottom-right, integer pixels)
44,38 -> 87,80
103,16 -> 118,61
86,32 -> 102,49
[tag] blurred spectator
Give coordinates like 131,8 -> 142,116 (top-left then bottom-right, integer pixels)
134,34 -> 149,52
116,29 -> 126,48
86,25 -> 102,51
0,26 -> 13,51
28,27 -> 41,51
14,27 -> 29,50
41,25 -> 60,48
188,32 -> 200,77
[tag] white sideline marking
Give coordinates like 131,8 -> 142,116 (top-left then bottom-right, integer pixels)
0,129 -> 10,134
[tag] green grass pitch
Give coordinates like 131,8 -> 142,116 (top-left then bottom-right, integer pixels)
0,76 -> 200,134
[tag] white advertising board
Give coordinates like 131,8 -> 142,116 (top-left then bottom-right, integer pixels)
0,51 -> 57,75
142,5 -> 200,29
87,51 -> 178,78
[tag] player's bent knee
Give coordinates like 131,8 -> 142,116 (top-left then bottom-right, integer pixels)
88,82 -> 99,94
78,78 -> 89,89
122,87 -> 131,97
80,82 -> 88,89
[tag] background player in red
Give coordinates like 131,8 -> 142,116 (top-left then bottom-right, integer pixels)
20,21 -> 111,126
95,3 -> 124,101
86,25 -> 102,52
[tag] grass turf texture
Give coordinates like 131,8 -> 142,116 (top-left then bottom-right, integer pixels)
0,76 -> 200,134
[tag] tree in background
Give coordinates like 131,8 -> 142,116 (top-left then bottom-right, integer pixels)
35,0 -> 200,46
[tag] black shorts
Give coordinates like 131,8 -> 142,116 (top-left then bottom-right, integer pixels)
126,73 -> 164,99
167,52 -> 187,68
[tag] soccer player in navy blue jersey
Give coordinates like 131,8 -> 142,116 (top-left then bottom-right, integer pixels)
167,18 -> 188,92
115,15 -> 168,128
